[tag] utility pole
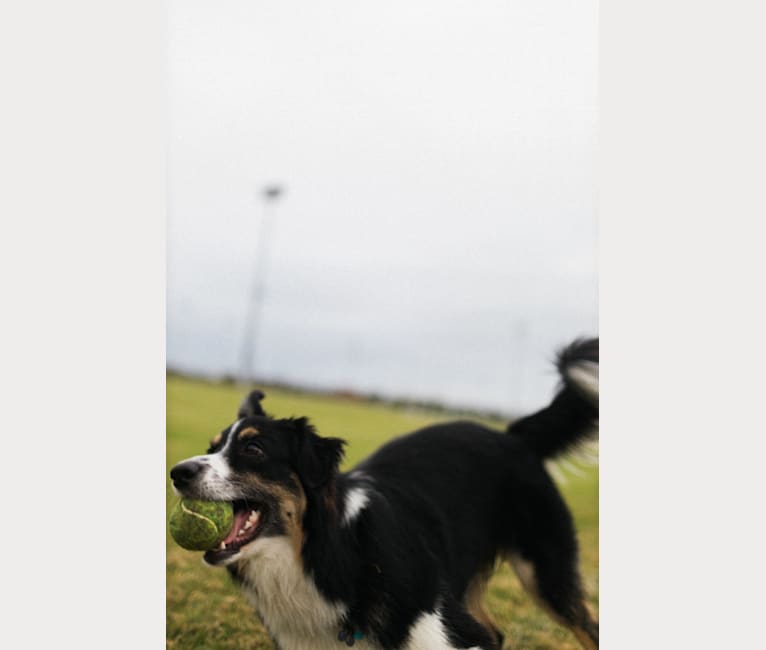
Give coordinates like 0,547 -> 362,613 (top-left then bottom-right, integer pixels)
238,184 -> 285,384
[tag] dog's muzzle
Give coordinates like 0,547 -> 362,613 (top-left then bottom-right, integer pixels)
170,460 -> 203,491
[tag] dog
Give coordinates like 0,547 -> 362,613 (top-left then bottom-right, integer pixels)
170,338 -> 599,650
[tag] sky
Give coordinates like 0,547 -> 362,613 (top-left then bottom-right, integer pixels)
167,0 -> 598,414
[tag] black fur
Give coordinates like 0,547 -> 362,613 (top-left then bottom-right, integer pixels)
238,389 -> 267,418
171,338 -> 599,649
289,417 -> 346,489
508,338 -> 598,458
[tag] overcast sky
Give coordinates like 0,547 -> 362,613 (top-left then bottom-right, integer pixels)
167,0 -> 597,414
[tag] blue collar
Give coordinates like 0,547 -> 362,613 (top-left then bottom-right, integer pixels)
338,627 -> 365,646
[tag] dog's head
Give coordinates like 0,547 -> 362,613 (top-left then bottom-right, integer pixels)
169,390 -> 345,566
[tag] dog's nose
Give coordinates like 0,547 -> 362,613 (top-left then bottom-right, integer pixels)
170,460 -> 203,487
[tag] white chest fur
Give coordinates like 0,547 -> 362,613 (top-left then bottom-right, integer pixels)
233,536 -> 473,650
235,536 -> 376,650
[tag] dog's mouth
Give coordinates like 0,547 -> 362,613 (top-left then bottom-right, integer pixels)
203,500 -> 266,565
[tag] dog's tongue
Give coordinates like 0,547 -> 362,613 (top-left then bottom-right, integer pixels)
221,510 -> 252,545
220,508 -> 262,546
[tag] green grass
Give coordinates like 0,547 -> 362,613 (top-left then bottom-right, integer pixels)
167,375 -> 598,649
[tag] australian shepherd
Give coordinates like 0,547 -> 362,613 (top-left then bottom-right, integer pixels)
170,338 -> 599,649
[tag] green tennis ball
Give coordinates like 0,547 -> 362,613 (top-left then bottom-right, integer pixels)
169,498 -> 234,551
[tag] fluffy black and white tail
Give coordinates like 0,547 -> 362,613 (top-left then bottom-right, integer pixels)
508,338 -> 599,459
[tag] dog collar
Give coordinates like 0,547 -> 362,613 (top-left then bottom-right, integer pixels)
338,627 -> 365,646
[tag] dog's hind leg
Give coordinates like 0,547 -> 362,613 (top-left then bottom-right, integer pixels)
437,594 -> 503,650
500,456 -> 597,649
508,550 -> 598,650
462,572 -> 505,649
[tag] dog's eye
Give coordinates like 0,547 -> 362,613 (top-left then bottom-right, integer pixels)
243,440 -> 266,459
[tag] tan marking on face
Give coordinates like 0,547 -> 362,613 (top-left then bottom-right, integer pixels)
238,427 -> 260,439
463,570 -> 501,647
209,432 -> 223,448
273,475 -> 307,562
236,471 -> 307,566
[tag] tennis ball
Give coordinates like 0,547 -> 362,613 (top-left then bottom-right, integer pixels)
169,498 -> 234,551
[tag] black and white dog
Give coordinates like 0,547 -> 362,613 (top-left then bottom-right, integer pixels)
170,338 -> 599,650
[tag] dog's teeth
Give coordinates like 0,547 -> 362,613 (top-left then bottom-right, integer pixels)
243,521 -> 253,530
219,542 -> 227,550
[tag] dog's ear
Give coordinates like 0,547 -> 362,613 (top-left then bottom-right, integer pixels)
290,417 -> 345,490
238,390 -> 267,418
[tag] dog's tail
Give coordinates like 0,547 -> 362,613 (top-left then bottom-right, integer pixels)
507,338 -> 599,459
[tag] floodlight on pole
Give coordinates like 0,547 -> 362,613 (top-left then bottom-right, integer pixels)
238,183 -> 285,384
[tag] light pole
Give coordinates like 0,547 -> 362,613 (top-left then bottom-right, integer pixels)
238,184 -> 285,384
511,318 -> 528,411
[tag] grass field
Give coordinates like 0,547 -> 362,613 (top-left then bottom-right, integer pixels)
167,375 -> 598,649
